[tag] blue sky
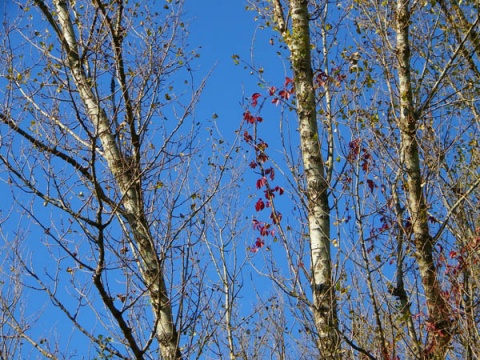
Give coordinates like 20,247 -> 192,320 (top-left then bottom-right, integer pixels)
186,1 -> 288,135
188,1 -> 256,123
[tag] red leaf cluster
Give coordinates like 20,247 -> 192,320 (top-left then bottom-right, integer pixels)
255,198 -> 265,211
347,138 -> 375,172
243,131 -> 253,143
243,110 -> 263,124
252,220 -> 274,237
256,176 -> 267,189
251,93 -> 262,107
244,80 -> 294,254
270,77 -> 295,106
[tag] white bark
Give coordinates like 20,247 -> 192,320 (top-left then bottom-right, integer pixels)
396,0 -> 453,357
52,1 -> 181,358
272,0 -> 340,357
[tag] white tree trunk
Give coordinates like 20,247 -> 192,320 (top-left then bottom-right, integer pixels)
396,0 -> 453,357
272,0 -> 340,357
53,1 -> 181,358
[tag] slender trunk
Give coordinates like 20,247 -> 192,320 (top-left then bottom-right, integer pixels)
45,1 -> 181,358
391,181 -> 421,358
223,260 -> 236,360
395,1 -> 453,357
272,0 -> 340,357
357,223 -> 389,357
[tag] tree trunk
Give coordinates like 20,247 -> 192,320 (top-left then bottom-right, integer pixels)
395,1 -> 453,357
272,0 -> 340,357
49,1 -> 181,358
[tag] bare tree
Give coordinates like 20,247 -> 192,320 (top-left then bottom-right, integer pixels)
244,0 -> 480,358
0,0 -> 236,358
349,0 -> 480,357
2,0 -> 480,358
244,0 -> 344,357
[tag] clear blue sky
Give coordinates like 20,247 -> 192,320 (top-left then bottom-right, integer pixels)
187,1 -> 287,137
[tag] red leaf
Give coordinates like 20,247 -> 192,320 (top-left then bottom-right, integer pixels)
268,86 -> 276,96
367,179 -> 376,193
284,77 -> 293,86
270,211 -> 282,224
256,177 -> 267,189
255,198 -> 265,211
243,131 -> 253,143
255,238 -> 265,248
274,186 -> 284,195
279,89 -> 290,100
249,160 -> 257,169
272,97 -> 280,106
264,167 -> 275,180
251,93 -> 261,107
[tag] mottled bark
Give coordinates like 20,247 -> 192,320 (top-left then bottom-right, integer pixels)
395,1 -> 453,357
391,181 -> 422,358
272,0 -> 340,357
42,1 -> 181,358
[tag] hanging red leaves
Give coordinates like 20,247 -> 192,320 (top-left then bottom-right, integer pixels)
255,198 -> 265,211
251,93 -> 262,107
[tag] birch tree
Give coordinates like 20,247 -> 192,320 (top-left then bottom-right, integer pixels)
392,1 -> 453,355
243,0 -> 342,357
270,1 -> 340,357
0,1 -> 233,358
350,0 -> 480,357
245,0 -> 479,358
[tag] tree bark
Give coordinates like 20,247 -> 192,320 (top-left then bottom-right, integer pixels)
272,0 -> 340,357
395,1 -> 453,357
46,1 -> 181,358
